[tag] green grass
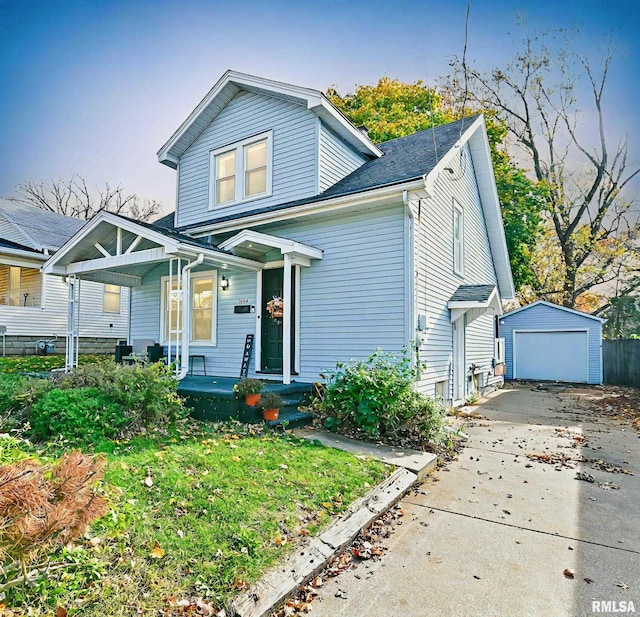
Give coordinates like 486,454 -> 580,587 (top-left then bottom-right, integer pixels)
0,354 -> 107,374
2,420 -> 389,615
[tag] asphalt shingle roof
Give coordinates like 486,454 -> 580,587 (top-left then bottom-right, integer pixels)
0,199 -> 85,251
449,284 -> 496,303
172,115 -> 480,231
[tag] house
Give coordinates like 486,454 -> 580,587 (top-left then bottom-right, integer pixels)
0,199 -> 129,355
44,70 -> 514,404
499,300 -> 605,384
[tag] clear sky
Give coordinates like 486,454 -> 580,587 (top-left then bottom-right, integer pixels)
1,0 -> 638,215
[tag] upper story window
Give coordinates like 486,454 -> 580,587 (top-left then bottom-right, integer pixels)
103,284 -> 121,313
210,131 -> 273,208
453,200 -> 464,276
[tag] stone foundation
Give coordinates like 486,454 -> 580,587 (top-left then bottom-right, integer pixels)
0,336 -> 124,356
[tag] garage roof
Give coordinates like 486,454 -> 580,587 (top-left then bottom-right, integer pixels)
503,300 -> 606,323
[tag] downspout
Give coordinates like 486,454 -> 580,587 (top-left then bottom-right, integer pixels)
177,253 -> 204,380
403,190 -> 417,371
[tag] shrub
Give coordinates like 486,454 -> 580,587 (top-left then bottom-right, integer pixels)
321,349 -> 445,440
0,374 -> 51,430
29,387 -> 128,444
53,360 -> 184,428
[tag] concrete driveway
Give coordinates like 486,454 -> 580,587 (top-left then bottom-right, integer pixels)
311,384 -> 640,617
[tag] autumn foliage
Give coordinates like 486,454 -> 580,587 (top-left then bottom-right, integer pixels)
0,451 -> 107,578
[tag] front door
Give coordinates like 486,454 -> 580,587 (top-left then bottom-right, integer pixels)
261,268 -> 295,373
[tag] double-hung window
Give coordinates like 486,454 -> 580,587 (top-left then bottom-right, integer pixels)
103,284 -> 121,313
210,131 -> 272,207
161,271 -> 217,345
453,200 -> 464,276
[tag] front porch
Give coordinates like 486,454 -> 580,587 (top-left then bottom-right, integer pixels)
178,375 -> 314,427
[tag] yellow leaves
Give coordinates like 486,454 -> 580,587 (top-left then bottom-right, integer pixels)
150,541 -> 165,559
231,456 -> 241,463
143,474 -> 153,488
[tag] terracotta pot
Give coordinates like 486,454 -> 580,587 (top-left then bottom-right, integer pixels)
262,408 -> 279,421
245,393 -> 261,406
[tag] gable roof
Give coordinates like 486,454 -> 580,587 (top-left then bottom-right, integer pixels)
502,300 -> 607,323
157,70 -> 382,168
171,116 -> 480,232
0,199 -> 84,252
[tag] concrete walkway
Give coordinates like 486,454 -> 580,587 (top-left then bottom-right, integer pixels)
311,384 -> 640,617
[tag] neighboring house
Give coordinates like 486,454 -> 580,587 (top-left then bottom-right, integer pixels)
499,301 -> 605,385
44,70 -> 514,403
0,199 -> 129,354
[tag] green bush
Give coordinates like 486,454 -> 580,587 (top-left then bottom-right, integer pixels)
0,374 -> 51,430
322,349 -> 445,440
29,387 -> 128,444
53,360 -> 184,428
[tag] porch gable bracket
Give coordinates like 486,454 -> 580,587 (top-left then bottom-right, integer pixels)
448,284 -> 502,325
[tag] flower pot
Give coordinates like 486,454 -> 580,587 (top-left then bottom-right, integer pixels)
262,408 -> 279,421
245,393 -> 261,406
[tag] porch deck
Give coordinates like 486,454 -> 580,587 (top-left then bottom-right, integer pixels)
178,376 -> 315,428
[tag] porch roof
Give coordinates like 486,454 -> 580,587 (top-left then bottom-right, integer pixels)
448,284 -> 502,324
218,230 -> 323,266
42,211 -> 263,286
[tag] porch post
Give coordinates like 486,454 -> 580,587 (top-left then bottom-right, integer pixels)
282,253 -> 292,385
65,275 -> 79,372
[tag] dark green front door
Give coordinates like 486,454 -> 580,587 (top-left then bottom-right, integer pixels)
261,268 -> 295,373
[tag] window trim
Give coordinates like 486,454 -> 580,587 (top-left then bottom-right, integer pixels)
209,131 -> 273,210
103,283 -> 121,314
160,270 -> 218,346
453,199 -> 465,277
0,264 -> 44,309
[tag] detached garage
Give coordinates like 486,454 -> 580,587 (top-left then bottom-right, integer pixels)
500,301 -> 605,385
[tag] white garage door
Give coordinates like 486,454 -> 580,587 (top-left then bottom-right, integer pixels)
515,331 -> 588,382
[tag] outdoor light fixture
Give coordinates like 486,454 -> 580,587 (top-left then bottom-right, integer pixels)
220,275 -> 229,291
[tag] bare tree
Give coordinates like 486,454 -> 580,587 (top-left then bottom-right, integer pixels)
10,174 -> 161,222
451,29 -> 640,308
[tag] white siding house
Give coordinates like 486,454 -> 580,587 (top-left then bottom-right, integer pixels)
0,200 -> 129,354
44,70 -> 514,403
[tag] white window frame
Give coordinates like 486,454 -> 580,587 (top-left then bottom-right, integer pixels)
160,270 -> 218,346
453,200 -> 465,276
209,131 -> 273,209
103,283 -> 121,313
1,264 -> 44,309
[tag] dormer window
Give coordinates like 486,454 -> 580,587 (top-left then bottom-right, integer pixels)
210,131 -> 273,208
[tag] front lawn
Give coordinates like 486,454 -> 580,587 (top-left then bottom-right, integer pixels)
1,421 -> 388,615
0,354 -> 107,374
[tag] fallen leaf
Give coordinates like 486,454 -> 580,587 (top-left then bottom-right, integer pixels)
617,582 -> 629,589
299,528 -> 310,536
150,541 -> 165,559
56,608 -> 68,617
584,577 -> 594,584
143,475 -> 153,488
563,569 -> 575,579
231,455 -> 241,462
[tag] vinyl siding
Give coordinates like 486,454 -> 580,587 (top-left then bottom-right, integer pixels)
500,303 -> 603,384
412,144 -> 500,398
130,204 -> 408,382
318,123 -> 368,192
0,269 -> 129,339
176,90 -> 319,228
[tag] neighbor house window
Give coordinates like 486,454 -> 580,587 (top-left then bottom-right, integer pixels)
453,201 -> 464,276
103,284 -> 121,313
161,271 -> 217,344
210,131 -> 272,207
0,265 -> 42,307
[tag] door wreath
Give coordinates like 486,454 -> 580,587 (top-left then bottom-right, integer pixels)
266,296 -> 284,323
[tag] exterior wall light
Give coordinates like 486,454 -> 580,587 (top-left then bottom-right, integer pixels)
220,275 -> 229,291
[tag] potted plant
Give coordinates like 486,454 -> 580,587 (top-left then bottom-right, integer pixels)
259,391 -> 284,421
234,378 -> 264,406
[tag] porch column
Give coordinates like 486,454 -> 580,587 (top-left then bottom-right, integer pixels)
282,253 -> 292,385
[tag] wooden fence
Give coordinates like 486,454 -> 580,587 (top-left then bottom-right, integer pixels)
603,339 -> 640,387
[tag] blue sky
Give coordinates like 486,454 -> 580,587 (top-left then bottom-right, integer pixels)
1,0 -> 638,214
